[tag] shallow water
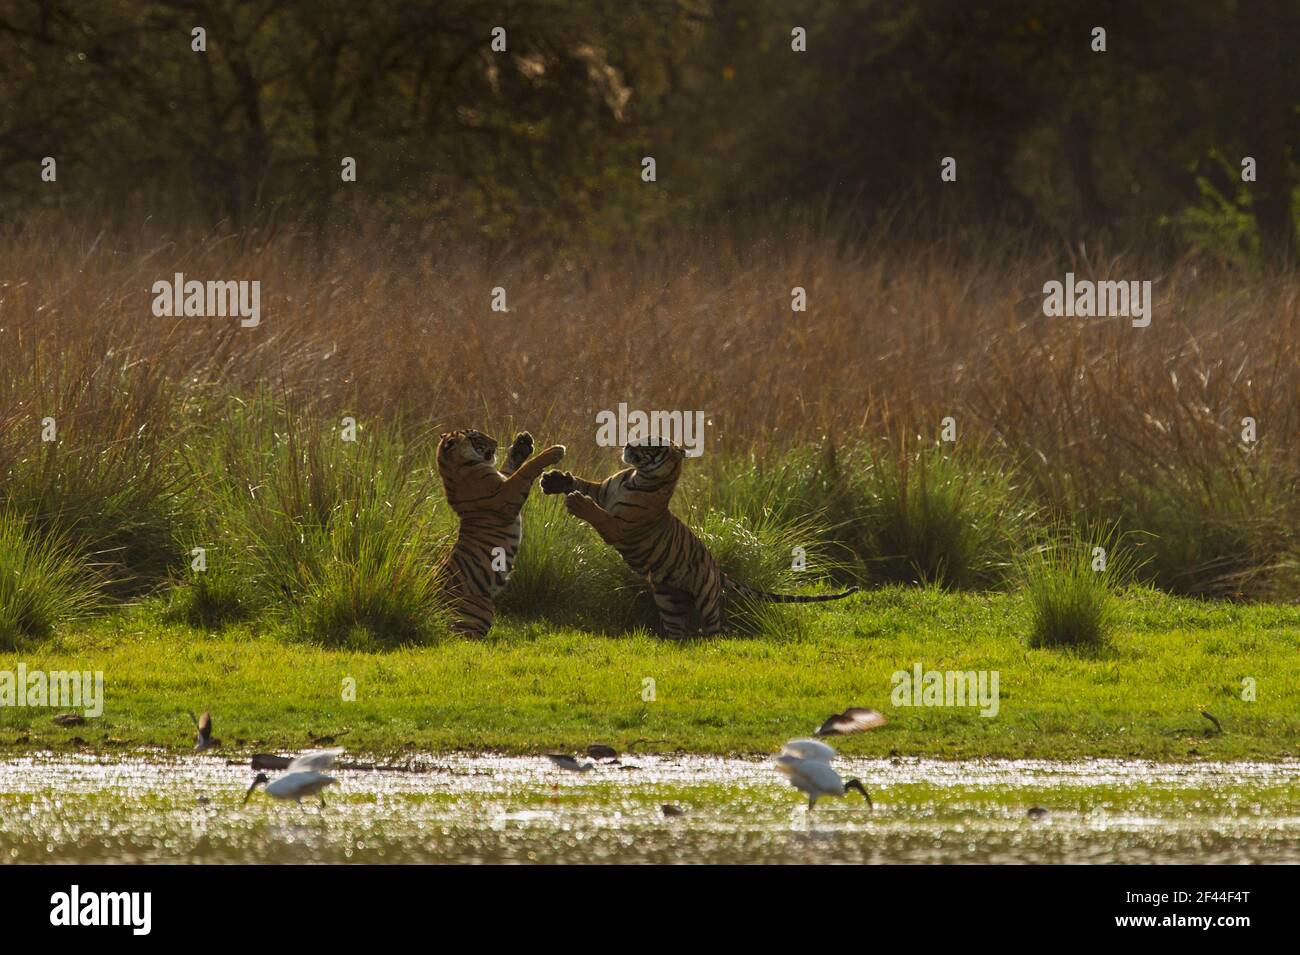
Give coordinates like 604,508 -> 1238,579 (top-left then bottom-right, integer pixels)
1,754 -> 1298,863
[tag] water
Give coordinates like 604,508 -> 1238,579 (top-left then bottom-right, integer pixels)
2,754 -> 1298,863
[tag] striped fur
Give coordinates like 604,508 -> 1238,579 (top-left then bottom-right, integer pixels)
435,429 -> 564,636
541,443 -> 856,637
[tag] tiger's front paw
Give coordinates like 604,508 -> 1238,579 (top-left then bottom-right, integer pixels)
541,470 -> 574,495
535,444 -> 565,468
509,431 -> 534,459
564,491 -> 599,520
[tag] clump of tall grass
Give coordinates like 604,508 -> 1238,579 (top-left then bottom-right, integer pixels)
291,521 -> 452,649
0,356 -> 181,596
692,509 -> 836,637
1114,453 -> 1299,599
0,512 -> 98,648
842,440 -> 1037,589
170,399 -> 453,645
496,493 -> 639,630
1020,524 -> 1142,649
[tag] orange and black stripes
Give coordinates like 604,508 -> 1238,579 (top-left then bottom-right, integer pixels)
541,443 -> 857,637
435,429 -> 565,636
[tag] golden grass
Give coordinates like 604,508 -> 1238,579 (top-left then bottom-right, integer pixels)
1,218 -> 1297,597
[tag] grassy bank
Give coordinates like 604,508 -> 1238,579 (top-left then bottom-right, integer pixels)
2,587 -> 1296,759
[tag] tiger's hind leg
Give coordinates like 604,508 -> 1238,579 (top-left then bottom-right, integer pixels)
696,577 -> 724,636
442,572 -> 496,637
448,595 -> 494,637
500,432 -> 534,477
651,582 -> 695,638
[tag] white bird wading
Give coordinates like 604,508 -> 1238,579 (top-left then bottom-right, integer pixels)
243,748 -> 343,807
774,738 -> 872,810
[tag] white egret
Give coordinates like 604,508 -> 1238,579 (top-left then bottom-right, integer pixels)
189,710 -> 220,751
243,748 -> 343,807
774,738 -> 872,810
814,707 -> 887,737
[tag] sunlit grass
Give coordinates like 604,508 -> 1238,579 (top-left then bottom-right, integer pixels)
2,587 -> 1296,758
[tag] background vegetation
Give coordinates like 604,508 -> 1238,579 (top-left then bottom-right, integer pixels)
0,0 -> 1296,259
0,2 -> 1296,651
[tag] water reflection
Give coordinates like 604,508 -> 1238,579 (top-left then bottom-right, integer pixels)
1,755 -> 1298,863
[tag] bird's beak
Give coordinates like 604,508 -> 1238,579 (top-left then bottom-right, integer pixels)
242,780 -> 260,805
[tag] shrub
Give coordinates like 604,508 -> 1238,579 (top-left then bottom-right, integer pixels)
0,512 -> 97,648
846,441 -> 1037,589
174,399 -> 452,645
1020,524 -> 1140,649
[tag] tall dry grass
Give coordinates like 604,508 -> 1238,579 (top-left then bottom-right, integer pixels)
1,218 -> 1297,609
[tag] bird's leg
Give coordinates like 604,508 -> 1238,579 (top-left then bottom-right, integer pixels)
808,796 -> 816,811
319,795 -> 327,808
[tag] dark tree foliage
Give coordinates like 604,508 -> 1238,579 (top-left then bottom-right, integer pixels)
0,0 -> 1295,258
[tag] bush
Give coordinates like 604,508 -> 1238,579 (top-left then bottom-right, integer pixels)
1115,455 -> 1299,599
1020,525 -> 1140,649
0,512 -> 97,648
174,399 -> 452,645
0,359 -> 179,596
845,441 -> 1037,589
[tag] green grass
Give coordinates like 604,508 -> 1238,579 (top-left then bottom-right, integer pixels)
1,586 -> 1296,759
839,441 -> 1038,589
0,511 -> 98,649
1020,524 -> 1142,649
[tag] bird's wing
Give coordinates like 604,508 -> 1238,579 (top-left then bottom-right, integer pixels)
774,755 -> 808,781
780,738 -> 837,763
198,710 -> 212,739
265,771 -> 334,797
775,755 -> 843,796
816,707 -> 887,736
287,748 -> 344,773
799,759 -> 845,796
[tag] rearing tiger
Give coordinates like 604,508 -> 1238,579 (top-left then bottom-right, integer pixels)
541,443 -> 856,637
436,429 -> 564,636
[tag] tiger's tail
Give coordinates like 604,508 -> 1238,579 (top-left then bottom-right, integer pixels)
722,575 -> 859,603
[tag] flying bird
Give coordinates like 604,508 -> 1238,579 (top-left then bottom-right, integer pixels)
774,738 -> 872,810
814,707 -> 888,737
189,710 -> 221,751
242,748 -> 343,808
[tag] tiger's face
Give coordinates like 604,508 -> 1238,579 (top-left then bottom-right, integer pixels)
622,441 -> 685,476
439,429 -> 498,468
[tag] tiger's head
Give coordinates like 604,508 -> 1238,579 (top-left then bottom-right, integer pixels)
438,429 -> 498,469
622,441 -> 685,478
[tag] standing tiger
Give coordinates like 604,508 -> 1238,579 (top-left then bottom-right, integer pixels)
541,442 -> 857,637
436,429 -> 564,636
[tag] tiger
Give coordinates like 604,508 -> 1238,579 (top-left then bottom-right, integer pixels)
540,442 -> 857,637
435,429 -> 564,636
